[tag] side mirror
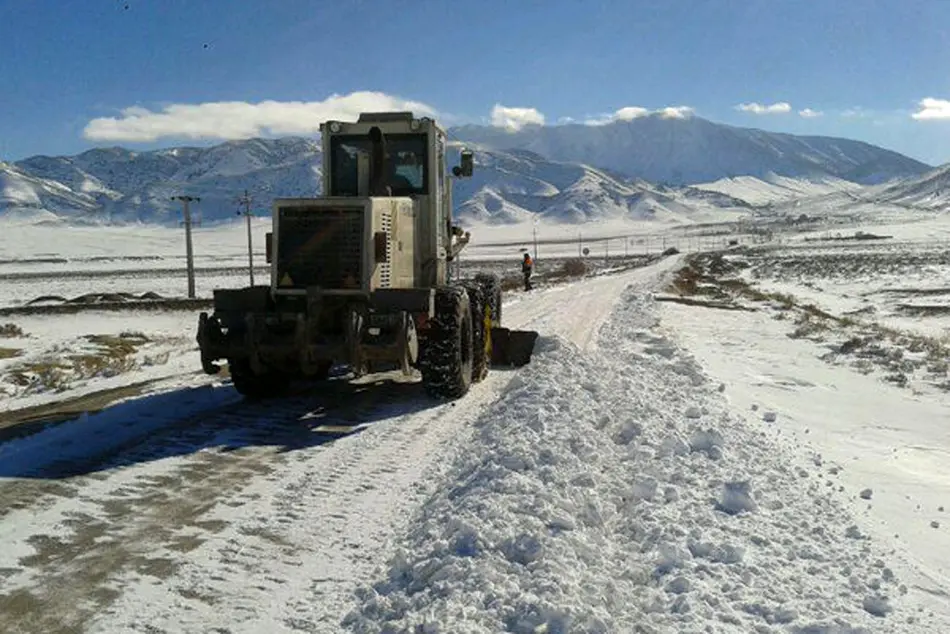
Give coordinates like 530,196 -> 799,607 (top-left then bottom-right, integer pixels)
452,149 -> 474,178
265,232 -> 273,263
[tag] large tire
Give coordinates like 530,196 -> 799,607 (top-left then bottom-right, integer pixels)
419,287 -> 474,399
311,360 -> 333,381
228,359 -> 287,399
462,282 -> 489,383
474,272 -> 503,327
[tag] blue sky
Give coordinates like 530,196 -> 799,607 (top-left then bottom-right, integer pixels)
3,0 -> 950,164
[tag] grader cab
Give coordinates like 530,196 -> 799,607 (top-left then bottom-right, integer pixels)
196,112 -> 538,399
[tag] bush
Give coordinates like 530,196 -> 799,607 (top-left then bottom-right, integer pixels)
0,323 -> 24,338
560,258 -> 588,277
500,275 -> 524,292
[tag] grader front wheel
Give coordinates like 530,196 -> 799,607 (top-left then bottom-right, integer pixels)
227,359 -> 287,399
462,282 -> 490,383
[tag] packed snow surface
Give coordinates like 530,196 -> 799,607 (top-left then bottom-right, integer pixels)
1,219 -> 949,632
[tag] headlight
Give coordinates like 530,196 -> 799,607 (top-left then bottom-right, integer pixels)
410,119 -> 421,130
329,122 -> 342,133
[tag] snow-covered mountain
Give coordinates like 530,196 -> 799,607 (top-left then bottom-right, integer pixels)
2,138 -> 754,226
869,163 -> 950,210
691,173 -> 866,206
0,161 -> 103,221
11,138 -> 322,224
450,146 -> 748,225
450,114 -> 931,185
2,115 -> 937,226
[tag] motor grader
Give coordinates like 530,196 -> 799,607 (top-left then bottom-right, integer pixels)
196,111 -> 538,399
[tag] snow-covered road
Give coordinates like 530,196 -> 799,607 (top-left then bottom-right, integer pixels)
1,252 -> 945,633
0,257 -> 681,634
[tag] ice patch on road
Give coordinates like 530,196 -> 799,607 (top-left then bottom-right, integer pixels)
343,289 -> 921,633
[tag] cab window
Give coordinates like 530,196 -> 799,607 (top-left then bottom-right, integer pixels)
329,134 -> 428,196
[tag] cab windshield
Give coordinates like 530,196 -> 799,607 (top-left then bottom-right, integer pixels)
329,133 -> 428,196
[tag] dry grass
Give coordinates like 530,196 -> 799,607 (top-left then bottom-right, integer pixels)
665,252 -> 950,392
558,258 -> 588,277
0,347 -> 22,360
668,265 -> 703,295
0,323 -> 25,338
5,331 -> 152,394
655,296 -> 755,312
789,312 -> 831,340
500,275 -> 525,292
544,258 -> 590,283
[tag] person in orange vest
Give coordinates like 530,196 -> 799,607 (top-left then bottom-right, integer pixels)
522,252 -> 534,291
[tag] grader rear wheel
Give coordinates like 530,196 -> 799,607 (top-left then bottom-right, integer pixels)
419,287 -> 474,399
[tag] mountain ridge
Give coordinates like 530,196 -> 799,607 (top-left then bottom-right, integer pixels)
449,114 -> 932,185
0,115 -> 938,225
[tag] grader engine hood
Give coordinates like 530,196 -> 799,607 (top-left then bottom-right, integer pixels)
271,197 -> 416,293
275,205 -> 363,290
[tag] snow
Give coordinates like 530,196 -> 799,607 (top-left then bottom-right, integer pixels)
692,174 -> 864,206
0,310 -> 207,411
0,215 -> 738,309
341,281 -> 940,633
660,293 -> 950,626
0,378 -> 240,476
1,214 -> 949,632
733,236 -> 950,343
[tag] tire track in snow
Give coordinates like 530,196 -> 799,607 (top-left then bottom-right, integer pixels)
0,378 -> 426,634
502,254 -> 684,352
85,256 -> 684,632
0,256 -> 683,634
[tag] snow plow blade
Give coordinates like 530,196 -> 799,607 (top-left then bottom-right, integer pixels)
490,327 -> 539,367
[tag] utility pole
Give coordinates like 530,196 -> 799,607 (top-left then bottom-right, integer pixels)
236,189 -> 255,286
172,195 -> 200,299
532,217 -> 539,262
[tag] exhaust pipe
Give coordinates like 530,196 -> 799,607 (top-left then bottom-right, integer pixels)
368,126 -> 388,196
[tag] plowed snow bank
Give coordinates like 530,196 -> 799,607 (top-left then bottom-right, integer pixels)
344,290 -> 928,633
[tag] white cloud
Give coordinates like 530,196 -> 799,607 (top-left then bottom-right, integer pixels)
656,106 -> 694,119
584,105 -> 691,125
83,91 -> 439,142
612,106 -> 651,121
912,97 -> 950,120
490,104 -> 546,131
798,108 -> 823,118
735,102 -> 792,115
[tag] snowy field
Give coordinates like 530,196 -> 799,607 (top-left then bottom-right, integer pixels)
0,209 -> 949,632
0,214 -> 730,412
0,214 -> 749,307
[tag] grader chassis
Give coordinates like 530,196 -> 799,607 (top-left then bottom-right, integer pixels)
196,112 -> 538,399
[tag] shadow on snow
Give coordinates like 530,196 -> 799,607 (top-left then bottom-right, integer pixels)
0,368 -> 461,480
